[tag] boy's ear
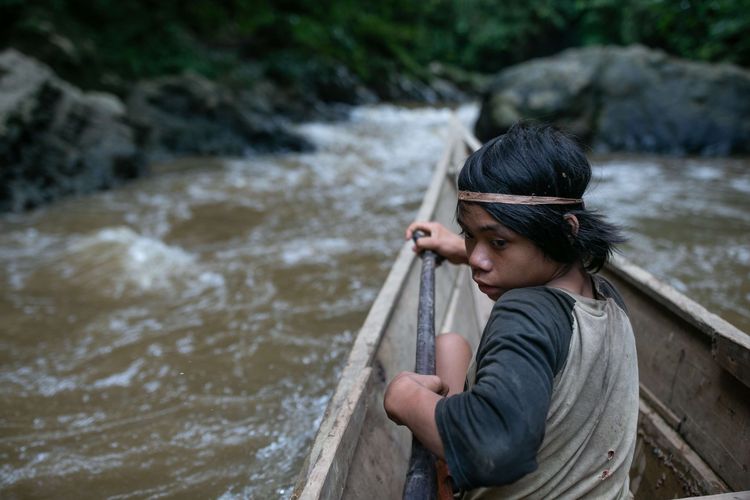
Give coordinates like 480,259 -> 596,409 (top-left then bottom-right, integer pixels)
564,214 -> 580,237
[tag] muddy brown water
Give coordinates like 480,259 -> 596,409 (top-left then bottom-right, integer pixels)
1,104 -> 748,498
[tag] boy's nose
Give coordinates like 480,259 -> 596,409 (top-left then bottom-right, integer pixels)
468,245 -> 492,272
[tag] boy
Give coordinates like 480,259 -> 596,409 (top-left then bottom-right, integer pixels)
384,123 -> 639,499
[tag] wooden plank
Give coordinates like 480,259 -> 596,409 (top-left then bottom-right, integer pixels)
607,255 -> 750,388
633,399 -> 729,496
639,383 -> 681,429
340,360 -> 410,499
602,260 -> 750,491
714,332 -> 750,389
293,368 -> 371,500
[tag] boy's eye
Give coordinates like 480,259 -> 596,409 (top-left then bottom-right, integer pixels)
491,239 -> 507,249
459,229 -> 474,240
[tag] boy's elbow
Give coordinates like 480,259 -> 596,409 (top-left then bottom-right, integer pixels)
438,393 -> 548,490
463,447 -> 538,488
453,424 -> 542,489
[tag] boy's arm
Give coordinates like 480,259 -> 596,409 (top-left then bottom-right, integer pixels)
383,371 -> 447,458
435,288 -> 575,490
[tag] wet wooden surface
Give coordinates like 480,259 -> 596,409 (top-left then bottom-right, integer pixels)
603,260 -> 750,492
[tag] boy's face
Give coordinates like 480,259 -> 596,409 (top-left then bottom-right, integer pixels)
457,204 -> 562,301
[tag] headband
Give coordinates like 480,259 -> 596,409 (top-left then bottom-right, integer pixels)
458,190 -> 583,205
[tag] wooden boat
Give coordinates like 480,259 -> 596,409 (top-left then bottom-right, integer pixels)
292,121 -> 750,499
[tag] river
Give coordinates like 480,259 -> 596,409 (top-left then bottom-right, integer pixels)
1,104 -> 748,498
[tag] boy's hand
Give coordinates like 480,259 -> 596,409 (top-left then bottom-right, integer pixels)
405,221 -> 467,265
383,371 -> 447,458
384,371 -> 447,425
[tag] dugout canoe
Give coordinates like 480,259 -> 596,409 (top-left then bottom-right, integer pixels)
292,120 -> 750,500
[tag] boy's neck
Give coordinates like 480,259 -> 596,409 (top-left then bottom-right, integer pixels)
547,261 -> 594,299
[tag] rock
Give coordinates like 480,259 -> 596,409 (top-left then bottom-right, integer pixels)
475,45 -> 750,156
371,71 -> 466,104
0,49 -> 145,212
311,64 -> 378,105
259,58 -> 465,110
126,72 -> 314,161
428,62 -> 491,96
429,77 -> 469,104
229,70 -> 354,124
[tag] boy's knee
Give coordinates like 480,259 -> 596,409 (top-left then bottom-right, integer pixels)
436,333 -> 472,394
437,332 -> 471,356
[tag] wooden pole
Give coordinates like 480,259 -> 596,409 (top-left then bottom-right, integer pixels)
403,231 -> 439,500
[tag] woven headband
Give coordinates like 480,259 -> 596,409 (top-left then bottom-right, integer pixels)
458,190 -> 583,205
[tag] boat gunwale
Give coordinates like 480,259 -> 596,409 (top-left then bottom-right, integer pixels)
292,123 -> 466,500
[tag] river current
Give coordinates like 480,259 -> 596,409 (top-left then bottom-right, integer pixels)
1,104 -> 748,498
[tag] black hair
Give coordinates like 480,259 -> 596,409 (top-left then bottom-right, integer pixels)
457,122 -> 625,272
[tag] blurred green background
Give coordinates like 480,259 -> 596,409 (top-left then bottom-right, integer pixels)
2,0 -> 749,94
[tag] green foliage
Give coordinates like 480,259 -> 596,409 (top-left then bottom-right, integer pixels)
623,0 -> 750,67
1,0 -> 748,93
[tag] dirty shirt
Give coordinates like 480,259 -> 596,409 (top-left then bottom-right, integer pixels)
435,276 -> 639,499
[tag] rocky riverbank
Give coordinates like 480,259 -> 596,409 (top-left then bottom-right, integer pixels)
3,44 -> 750,213
0,49 -> 320,212
0,49 -> 467,212
1,50 -> 143,212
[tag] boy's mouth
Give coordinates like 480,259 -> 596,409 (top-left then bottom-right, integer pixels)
474,280 -> 501,298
